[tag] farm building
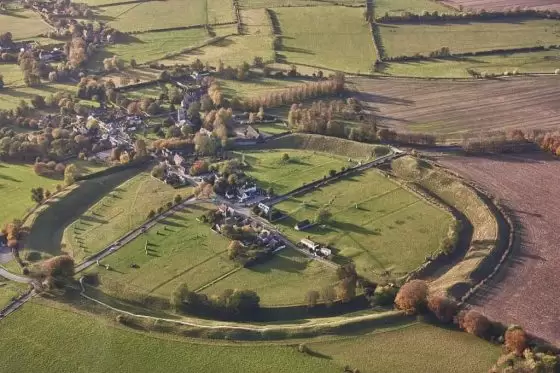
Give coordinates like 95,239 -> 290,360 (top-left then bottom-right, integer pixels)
299,238 -> 319,251
295,219 -> 314,231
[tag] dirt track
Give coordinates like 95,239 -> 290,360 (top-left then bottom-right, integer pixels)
436,152 -> 560,346
351,76 -> 560,138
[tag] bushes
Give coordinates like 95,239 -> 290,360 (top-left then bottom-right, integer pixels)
370,284 -> 398,306
505,326 -> 528,356
394,279 -> 428,315
457,309 -> 490,337
427,295 -> 458,323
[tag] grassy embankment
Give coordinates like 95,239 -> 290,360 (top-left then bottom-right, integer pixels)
390,156 -> 499,297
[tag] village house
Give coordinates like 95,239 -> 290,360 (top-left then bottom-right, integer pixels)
294,219 -> 314,231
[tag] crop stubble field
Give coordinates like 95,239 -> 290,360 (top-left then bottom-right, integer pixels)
352,76 -> 560,137
436,153 -> 560,346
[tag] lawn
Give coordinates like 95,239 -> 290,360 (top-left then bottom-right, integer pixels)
0,302 -> 500,373
0,160 -> 107,227
380,50 -> 560,77
231,149 -> 352,195
374,0 -> 457,17
0,7 -> 52,39
24,167 -> 143,259
274,169 -> 454,281
379,19 -> 560,58
274,6 -> 377,73
201,248 -> 338,306
98,0 -> 234,33
61,172 -> 187,262
89,202 -> 336,306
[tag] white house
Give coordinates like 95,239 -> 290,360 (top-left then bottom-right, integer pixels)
300,238 -> 319,251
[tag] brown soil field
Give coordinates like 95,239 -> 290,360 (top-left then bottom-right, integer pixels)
435,152 -> 560,346
442,0 -> 560,11
351,76 -> 560,139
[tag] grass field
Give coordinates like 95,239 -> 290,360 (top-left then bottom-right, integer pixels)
97,0 -> 234,33
0,64 -> 76,109
0,302 -> 500,373
309,322 -> 501,373
374,0 -> 457,16
24,167 -> 143,259
0,281 -> 28,309
62,172 -> 187,262
158,9 -> 272,67
274,6 -> 377,73
274,169 -> 454,280
0,161 -> 107,227
232,149 -> 351,194
102,29 -> 213,64
219,76 -> 306,99
201,248 -> 337,306
240,0 -> 363,7
380,49 -> 560,77
0,7 -> 52,39
379,19 -> 560,57
263,134 -> 389,159
253,122 -> 290,134
89,203 -> 335,306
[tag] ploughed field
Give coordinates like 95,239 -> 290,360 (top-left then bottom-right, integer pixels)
441,0 -> 560,11
351,76 -> 560,138
436,152 -> 560,346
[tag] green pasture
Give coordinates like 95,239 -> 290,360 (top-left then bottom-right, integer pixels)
0,160 -> 106,227
274,6 -> 377,73
219,77 -> 306,99
0,302 -> 500,373
0,7 -> 52,39
379,19 -> 560,58
201,248 -> 337,306
374,0 -> 457,17
232,149 -> 351,195
62,172 -> 186,262
89,202 -> 336,306
98,0 -> 234,33
24,167 -> 143,259
380,49 -> 560,77
157,9 -> 272,67
274,169 -> 454,281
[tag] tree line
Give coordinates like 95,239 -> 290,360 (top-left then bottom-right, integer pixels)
171,283 -> 260,320
288,99 -> 436,145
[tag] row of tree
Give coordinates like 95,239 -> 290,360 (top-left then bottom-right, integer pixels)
243,73 -> 346,111
287,99 -> 436,145
171,284 -> 260,320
